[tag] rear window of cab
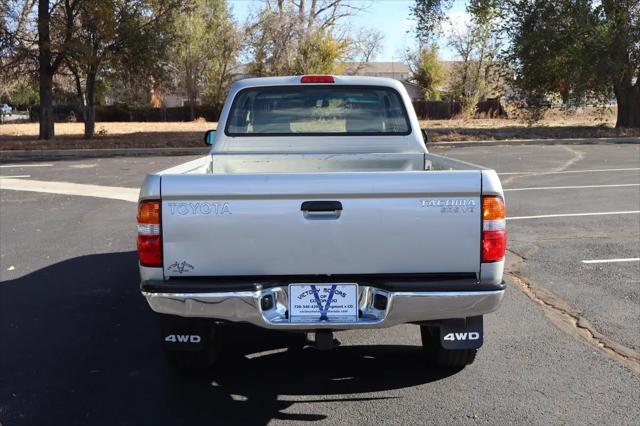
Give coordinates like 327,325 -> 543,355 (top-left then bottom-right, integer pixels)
225,85 -> 411,137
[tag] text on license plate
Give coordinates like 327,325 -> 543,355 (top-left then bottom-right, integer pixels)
288,284 -> 358,323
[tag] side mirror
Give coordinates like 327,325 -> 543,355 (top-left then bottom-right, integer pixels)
421,128 -> 429,144
204,129 -> 216,146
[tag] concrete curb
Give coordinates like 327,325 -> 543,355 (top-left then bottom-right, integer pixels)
0,147 -> 211,161
1,136 -> 638,161
428,136 -> 640,148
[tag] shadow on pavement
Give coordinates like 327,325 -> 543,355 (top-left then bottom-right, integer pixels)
0,251 -> 458,425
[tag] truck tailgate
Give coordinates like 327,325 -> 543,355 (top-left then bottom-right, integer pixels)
160,171 -> 481,277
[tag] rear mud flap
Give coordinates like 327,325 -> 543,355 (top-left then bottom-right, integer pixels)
440,316 -> 483,350
160,315 -> 211,352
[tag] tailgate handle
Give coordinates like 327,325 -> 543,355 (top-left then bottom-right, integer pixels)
301,201 -> 343,212
301,201 -> 342,220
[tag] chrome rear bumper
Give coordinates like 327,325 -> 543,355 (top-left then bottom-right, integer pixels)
142,284 -> 505,330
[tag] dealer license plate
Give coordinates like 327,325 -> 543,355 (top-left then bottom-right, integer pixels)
288,284 -> 358,323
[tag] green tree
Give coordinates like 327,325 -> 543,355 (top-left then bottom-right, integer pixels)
2,0 -> 82,137
63,0 -> 182,138
246,0 -> 372,76
294,30 -> 348,74
411,0 -> 504,110
446,1 -> 502,115
406,45 -> 445,100
7,76 -> 39,104
172,0 -> 240,120
410,0 -> 454,43
37,0 -> 79,139
503,0 -> 639,127
202,2 -> 241,113
411,0 -> 500,43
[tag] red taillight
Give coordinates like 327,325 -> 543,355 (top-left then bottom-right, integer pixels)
137,200 -> 162,267
138,235 -> 162,266
482,196 -> 507,262
482,229 -> 507,262
300,75 -> 335,83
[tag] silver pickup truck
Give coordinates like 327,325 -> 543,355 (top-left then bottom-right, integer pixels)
137,75 -> 506,370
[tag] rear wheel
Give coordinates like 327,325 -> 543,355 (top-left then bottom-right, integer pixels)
160,315 -> 221,370
420,325 -> 477,368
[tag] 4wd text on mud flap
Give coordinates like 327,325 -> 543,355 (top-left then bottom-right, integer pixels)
443,332 -> 480,341
165,335 -> 201,343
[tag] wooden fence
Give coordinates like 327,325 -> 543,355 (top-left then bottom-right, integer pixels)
27,98 -> 506,122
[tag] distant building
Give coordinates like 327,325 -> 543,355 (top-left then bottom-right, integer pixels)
342,62 -> 422,100
342,61 -> 411,81
160,61 -> 424,108
228,61 -> 424,101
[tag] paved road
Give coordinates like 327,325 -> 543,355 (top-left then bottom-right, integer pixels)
1,144 -> 639,425
438,144 -> 640,352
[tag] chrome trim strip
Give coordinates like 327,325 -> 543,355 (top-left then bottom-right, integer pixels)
142,286 -> 504,330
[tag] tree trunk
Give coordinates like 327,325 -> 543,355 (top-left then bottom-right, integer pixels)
39,72 -> 54,139
70,66 -> 86,122
214,61 -> 229,110
38,0 -> 54,140
308,0 -> 317,29
298,0 -> 306,27
614,81 -> 640,128
185,69 -> 196,121
189,99 -> 195,121
84,72 -> 96,139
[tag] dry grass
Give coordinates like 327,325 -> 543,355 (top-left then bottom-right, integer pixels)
0,121 -> 213,137
420,108 -> 639,141
426,106 -> 618,129
0,110 -> 637,151
423,117 -> 615,130
0,121 -> 216,150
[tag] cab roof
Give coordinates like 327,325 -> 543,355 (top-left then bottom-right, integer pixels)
231,75 -> 406,91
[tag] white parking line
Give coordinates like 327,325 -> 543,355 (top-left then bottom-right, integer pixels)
581,258 -> 640,264
508,211 -> 640,220
0,177 -> 138,202
504,183 -> 640,192
0,175 -> 31,178
0,163 -> 53,168
499,167 -> 640,176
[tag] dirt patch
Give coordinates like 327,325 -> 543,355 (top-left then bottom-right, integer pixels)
0,122 -> 214,150
421,109 -> 639,141
0,119 -> 638,151
422,118 -> 640,141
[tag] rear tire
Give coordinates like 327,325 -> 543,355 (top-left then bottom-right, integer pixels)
420,325 -> 477,368
160,315 -> 221,371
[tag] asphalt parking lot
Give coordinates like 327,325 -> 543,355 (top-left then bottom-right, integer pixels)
1,143 -> 639,425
